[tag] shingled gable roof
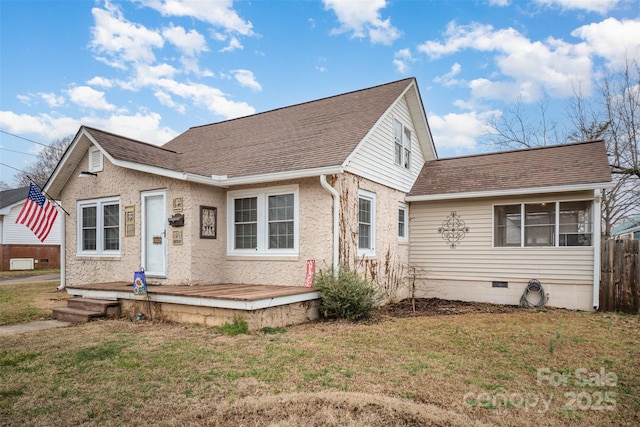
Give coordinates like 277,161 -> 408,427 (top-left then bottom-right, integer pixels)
162,77 -> 419,178
81,126 -> 180,171
407,140 -> 612,201
0,186 -> 29,210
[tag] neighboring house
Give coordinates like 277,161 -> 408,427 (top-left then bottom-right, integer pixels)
44,77 -> 612,313
0,186 -> 61,271
611,216 -> 640,240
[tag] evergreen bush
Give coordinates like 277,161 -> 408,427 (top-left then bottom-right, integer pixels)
314,267 -> 381,320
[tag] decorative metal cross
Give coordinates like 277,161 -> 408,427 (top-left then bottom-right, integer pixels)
438,211 -> 470,249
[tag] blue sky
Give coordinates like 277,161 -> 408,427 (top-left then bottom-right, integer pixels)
1,0 -> 639,186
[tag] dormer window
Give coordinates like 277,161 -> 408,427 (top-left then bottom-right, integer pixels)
88,146 -> 103,173
393,119 -> 411,169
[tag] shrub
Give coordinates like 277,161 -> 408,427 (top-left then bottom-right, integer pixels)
217,316 -> 249,336
314,267 -> 381,321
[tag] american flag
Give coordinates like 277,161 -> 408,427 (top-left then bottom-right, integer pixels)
15,183 -> 59,242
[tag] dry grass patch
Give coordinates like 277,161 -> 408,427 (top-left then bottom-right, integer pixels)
0,282 -> 70,325
0,306 -> 638,426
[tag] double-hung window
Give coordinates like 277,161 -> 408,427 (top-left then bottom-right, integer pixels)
393,119 -> 412,169
357,189 -> 376,256
398,203 -> 408,242
77,197 -> 120,255
228,185 -> 299,256
494,201 -> 593,247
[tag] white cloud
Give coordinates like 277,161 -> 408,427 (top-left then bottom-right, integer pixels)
534,0 -> 621,14
232,70 -> 262,92
572,17 -> 640,69
433,63 -> 463,87
154,91 -> 186,114
67,86 -> 117,111
90,3 -> 164,67
488,0 -> 510,6
428,110 -> 500,152
162,25 -> 208,56
393,48 -> 415,74
0,109 -> 177,147
16,94 -> 32,105
418,22 -> 593,102
323,0 -> 400,45
87,76 -> 113,88
86,112 -> 178,144
153,79 -> 255,119
219,36 -> 243,52
40,93 -> 66,108
0,111 -> 82,141
138,0 -> 253,35
15,92 -> 65,108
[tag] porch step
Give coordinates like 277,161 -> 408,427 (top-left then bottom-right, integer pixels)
52,307 -> 105,323
52,298 -> 121,323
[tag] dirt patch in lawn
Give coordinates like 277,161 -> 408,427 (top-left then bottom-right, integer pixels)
376,297 -> 527,318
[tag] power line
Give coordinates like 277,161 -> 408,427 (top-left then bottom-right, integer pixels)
0,129 -> 50,148
0,162 -> 26,174
0,147 -> 38,157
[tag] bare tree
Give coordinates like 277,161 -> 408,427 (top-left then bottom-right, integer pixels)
488,58 -> 640,234
600,59 -> 640,180
566,59 -> 640,234
488,98 -> 564,150
13,136 -> 72,188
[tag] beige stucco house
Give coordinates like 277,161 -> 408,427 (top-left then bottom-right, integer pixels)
44,77 -> 612,317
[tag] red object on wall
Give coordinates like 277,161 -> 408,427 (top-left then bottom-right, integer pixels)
304,259 -> 315,288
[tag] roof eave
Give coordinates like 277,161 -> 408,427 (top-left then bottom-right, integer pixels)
221,166 -> 345,186
406,181 -> 614,202
95,160 -> 344,187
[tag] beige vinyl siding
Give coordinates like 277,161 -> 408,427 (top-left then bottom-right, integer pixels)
409,192 -> 596,284
345,95 -> 426,193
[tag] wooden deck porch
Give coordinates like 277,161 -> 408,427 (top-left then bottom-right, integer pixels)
65,282 -> 320,330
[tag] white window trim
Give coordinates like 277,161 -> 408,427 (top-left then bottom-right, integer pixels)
88,146 -> 103,173
357,189 -> 376,257
492,199 -> 594,248
76,196 -> 121,256
227,185 -> 299,256
398,203 -> 409,243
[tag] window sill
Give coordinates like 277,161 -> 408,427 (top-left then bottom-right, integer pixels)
75,254 -> 121,260
226,255 -> 300,262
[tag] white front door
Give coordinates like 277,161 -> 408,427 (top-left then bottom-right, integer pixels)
142,190 -> 167,277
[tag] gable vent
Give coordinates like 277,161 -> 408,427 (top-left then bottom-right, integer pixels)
88,147 -> 103,173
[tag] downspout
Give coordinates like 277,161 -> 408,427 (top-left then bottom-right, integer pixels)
320,175 -> 339,277
592,189 -> 602,310
57,207 -> 66,290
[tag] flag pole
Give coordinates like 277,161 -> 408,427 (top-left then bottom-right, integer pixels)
26,175 -> 70,217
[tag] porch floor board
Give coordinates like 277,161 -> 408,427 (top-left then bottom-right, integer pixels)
66,282 -> 318,302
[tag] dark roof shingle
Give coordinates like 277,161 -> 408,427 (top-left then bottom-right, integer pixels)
409,140 -> 611,197
83,127 -> 180,172
0,186 -> 29,209
162,78 -> 415,178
